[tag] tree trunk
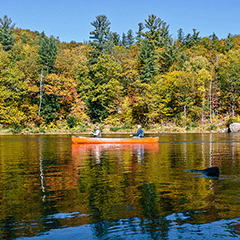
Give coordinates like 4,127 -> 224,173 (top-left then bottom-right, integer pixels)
209,75 -> 212,123
232,105 -> 235,117
202,97 -> 205,122
184,104 -> 187,119
38,68 -> 43,116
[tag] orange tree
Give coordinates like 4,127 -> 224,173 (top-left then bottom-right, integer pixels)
43,73 -> 87,127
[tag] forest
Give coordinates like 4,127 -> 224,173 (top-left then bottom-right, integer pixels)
0,14 -> 240,133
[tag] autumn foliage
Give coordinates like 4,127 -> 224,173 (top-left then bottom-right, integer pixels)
0,14 -> 240,131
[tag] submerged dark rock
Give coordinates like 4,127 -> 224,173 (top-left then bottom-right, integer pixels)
187,167 -> 220,177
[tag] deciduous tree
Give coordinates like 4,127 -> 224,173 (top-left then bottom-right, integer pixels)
216,49 -> 240,117
79,54 -> 122,123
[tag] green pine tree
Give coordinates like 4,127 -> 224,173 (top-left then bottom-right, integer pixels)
126,29 -> 135,48
110,32 -> 121,46
136,22 -> 144,43
38,35 -> 59,73
177,28 -> 184,43
38,35 -> 59,121
88,15 -> 112,64
0,15 -> 16,51
225,34 -> 235,52
144,14 -> 171,48
122,33 -> 127,46
138,39 -> 158,84
137,15 -> 170,83
183,29 -> 201,47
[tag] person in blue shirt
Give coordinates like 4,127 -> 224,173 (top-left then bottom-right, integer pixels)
131,124 -> 144,138
93,126 -> 102,138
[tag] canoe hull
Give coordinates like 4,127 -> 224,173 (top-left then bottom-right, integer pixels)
71,135 -> 159,144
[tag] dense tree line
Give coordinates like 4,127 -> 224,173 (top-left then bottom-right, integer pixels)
0,14 -> 240,131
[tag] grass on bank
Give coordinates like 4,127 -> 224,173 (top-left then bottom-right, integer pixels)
0,119 -> 230,135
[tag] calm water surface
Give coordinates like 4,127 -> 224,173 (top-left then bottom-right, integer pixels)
0,133 -> 240,240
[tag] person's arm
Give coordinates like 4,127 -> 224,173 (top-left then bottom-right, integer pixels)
93,129 -> 100,136
133,129 -> 140,136
139,129 -> 144,137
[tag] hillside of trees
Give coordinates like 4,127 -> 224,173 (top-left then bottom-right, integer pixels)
0,14 -> 240,133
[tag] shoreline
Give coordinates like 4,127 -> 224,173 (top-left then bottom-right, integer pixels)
0,123 -> 228,136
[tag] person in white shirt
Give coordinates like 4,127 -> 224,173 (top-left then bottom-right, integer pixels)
93,126 -> 102,138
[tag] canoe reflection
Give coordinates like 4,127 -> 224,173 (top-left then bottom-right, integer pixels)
72,143 -> 159,164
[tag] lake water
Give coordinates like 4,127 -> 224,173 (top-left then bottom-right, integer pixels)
0,133 -> 240,240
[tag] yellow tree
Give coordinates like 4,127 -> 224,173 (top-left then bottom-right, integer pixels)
150,71 -> 195,124
55,45 -> 90,78
196,68 -> 211,121
112,45 -> 140,125
0,44 -> 39,129
216,49 -> 240,117
113,45 -> 140,96
184,56 -> 211,121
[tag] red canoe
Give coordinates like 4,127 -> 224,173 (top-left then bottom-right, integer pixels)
71,135 -> 159,144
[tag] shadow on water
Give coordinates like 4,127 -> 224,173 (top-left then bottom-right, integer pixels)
0,133 -> 240,239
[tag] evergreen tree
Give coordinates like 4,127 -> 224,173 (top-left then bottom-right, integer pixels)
0,15 -> 16,51
138,39 -> 158,84
38,36 -> 59,73
131,15 -> 172,125
177,28 -> 184,43
137,15 -> 171,83
144,14 -> 162,47
209,32 -> 218,41
178,51 -> 189,69
126,29 -> 135,48
110,32 -> 121,46
144,14 -> 171,48
136,22 -> 144,43
183,29 -> 201,47
225,34 -> 235,52
38,36 -> 59,120
191,29 -> 200,44
88,15 -> 112,64
122,33 -> 127,46
159,42 -> 179,73
159,22 -> 171,46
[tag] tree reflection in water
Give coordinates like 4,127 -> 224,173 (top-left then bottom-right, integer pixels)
72,143 -> 175,239
1,134 -> 240,239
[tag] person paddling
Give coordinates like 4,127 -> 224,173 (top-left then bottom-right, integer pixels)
93,126 -> 102,138
131,124 -> 144,138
